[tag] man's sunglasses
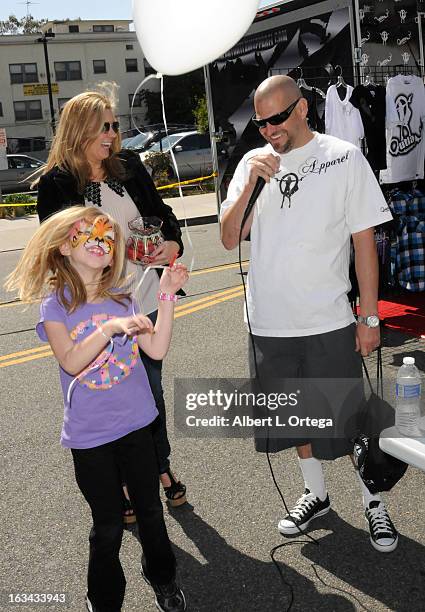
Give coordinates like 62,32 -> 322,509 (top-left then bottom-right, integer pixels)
102,121 -> 120,134
251,98 -> 301,129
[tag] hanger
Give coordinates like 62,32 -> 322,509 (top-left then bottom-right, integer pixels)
335,65 -> 347,89
296,67 -> 326,98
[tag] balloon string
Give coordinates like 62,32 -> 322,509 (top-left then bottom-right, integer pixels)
130,73 -> 162,134
159,74 -> 195,273
130,74 -> 196,272
66,338 -> 114,406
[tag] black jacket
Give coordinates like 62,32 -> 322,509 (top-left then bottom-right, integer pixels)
36,149 -> 184,255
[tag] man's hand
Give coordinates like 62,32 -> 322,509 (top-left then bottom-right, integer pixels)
150,240 -> 180,265
355,324 -> 380,357
247,153 -> 280,186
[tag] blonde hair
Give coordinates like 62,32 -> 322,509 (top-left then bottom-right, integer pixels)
33,87 -> 125,192
5,206 -> 130,313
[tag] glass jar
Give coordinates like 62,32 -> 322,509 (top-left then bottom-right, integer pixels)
126,216 -> 165,265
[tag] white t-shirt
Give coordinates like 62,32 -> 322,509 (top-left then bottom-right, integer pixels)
325,84 -> 364,148
84,182 -> 159,315
380,75 -> 425,184
220,133 -> 393,337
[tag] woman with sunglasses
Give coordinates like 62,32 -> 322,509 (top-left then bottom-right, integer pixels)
36,89 -> 188,521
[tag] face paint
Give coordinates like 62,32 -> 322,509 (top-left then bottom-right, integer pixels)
69,217 -> 115,257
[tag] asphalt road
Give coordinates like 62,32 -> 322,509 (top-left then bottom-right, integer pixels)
1,223 -> 424,612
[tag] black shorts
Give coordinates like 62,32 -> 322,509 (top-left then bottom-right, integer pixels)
248,324 -> 363,460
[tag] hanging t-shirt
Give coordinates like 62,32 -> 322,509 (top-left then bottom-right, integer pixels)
84,180 -> 160,315
303,88 -> 325,133
325,84 -> 364,148
36,292 -> 158,449
220,133 -> 393,337
349,84 -> 387,172
380,75 -> 425,184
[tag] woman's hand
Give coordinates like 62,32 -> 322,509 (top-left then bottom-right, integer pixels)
159,263 -> 189,295
103,314 -> 154,338
150,240 -> 180,265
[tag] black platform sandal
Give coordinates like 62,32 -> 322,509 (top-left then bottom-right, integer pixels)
161,469 -> 187,507
122,486 -> 137,525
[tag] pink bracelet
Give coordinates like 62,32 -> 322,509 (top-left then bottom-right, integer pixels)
158,291 -> 178,303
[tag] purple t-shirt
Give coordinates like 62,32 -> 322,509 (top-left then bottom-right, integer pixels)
36,292 -> 158,449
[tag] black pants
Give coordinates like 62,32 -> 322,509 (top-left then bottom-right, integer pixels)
72,427 -> 176,611
140,310 -> 171,474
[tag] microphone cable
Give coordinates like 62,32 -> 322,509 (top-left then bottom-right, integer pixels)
237,188 -> 320,612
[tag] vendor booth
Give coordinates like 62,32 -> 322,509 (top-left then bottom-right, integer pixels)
205,0 -> 425,468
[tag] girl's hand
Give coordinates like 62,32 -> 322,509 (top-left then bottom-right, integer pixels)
159,263 -> 189,295
103,314 -> 154,337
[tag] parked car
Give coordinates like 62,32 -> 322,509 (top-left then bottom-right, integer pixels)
123,131 -> 152,151
140,131 -> 226,180
0,154 -> 44,194
123,124 -> 196,153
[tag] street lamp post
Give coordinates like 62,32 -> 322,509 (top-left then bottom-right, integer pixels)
36,32 -> 56,135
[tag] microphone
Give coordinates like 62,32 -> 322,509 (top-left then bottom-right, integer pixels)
241,177 -> 265,229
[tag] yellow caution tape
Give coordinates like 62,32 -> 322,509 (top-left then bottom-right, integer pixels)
0,202 -> 36,208
156,172 -> 217,190
0,172 -> 217,207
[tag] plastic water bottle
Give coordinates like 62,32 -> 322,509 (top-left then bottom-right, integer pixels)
395,357 -> 422,436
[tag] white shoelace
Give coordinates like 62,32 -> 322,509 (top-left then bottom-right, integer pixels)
367,503 -> 395,536
289,492 -> 318,520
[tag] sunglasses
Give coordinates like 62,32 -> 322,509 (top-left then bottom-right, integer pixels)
251,98 -> 301,129
101,121 -> 120,134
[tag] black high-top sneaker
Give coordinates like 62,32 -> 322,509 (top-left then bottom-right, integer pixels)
141,568 -> 186,612
278,488 -> 330,535
365,500 -> 398,552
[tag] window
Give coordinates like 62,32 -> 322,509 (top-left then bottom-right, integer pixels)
9,63 -> 38,85
93,24 -> 114,32
54,61 -> 82,81
178,134 -> 200,151
13,100 -> 42,121
126,44 -> 133,50
143,59 -> 155,76
198,134 -> 211,149
58,98 -> 71,113
128,93 -> 142,108
69,25 -> 79,33
125,58 -> 138,72
8,155 -> 42,169
93,59 -> 106,74
6,137 -> 45,154
0,102 -> 3,117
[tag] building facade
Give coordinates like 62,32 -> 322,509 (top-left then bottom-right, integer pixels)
0,19 -> 151,156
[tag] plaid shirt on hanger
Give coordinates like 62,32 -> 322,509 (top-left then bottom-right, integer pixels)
389,190 -> 425,292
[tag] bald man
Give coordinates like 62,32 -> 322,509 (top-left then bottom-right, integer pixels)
220,76 -> 398,553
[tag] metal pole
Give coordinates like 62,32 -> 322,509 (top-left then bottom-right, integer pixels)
40,36 -> 56,135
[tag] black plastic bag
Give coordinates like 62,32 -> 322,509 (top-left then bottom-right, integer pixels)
352,348 -> 408,494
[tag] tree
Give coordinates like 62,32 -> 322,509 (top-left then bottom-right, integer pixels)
141,69 -> 206,126
193,95 -> 209,134
0,14 -> 48,35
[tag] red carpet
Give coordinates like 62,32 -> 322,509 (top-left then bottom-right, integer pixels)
378,293 -> 425,338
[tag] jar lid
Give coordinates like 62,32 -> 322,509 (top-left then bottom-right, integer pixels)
403,357 -> 415,365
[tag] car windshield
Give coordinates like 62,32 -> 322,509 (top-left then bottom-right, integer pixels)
127,132 -> 151,149
147,133 -> 186,153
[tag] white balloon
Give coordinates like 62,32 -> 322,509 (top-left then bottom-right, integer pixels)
132,0 -> 260,76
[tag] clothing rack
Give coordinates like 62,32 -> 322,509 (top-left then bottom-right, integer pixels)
270,64 -> 423,89
360,65 -> 423,87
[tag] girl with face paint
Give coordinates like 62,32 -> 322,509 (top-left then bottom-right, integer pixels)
34,89 -> 188,516
5,206 -> 189,612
